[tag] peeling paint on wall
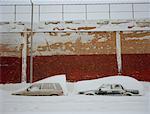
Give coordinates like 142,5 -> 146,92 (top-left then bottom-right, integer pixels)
0,33 -> 23,57
32,32 -> 116,56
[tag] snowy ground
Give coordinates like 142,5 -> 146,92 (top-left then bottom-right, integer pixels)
0,76 -> 150,114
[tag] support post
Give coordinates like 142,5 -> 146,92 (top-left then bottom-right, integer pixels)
108,3 -> 111,20
62,4 -> 64,21
85,4 -> 87,20
21,35 -> 27,83
30,0 -> 34,83
116,31 -> 122,75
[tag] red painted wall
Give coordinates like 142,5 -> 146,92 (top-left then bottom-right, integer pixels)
27,54 -> 118,82
0,57 -> 22,83
122,54 -> 150,81
1,54 -> 150,83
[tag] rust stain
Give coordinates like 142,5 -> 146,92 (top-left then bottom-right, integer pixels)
128,25 -> 134,29
45,21 -> 60,25
65,21 -> 73,24
26,28 -> 32,31
0,44 -> 17,52
20,32 -> 25,37
37,45 -> 47,51
20,32 -> 35,39
111,21 -> 128,24
77,27 -> 96,30
27,33 -> 31,39
64,42 -> 75,52
123,31 -> 150,38
49,42 -> 63,49
60,32 -> 71,36
48,32 -> 58,36
67,27 -> 77,30
0,44 -> 22,57
53,27 -> 65,31
45,39 -> 50,51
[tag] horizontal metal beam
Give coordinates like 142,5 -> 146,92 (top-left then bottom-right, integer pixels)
33,2 -> 150,5
0,29 -> 150,33
0,2 -> 149,6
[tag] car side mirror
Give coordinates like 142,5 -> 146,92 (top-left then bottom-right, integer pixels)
26,87 -> 31,92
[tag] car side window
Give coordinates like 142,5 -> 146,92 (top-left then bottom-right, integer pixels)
115,85 -> 120,88
54,83 -> 62,90
113,84 -> 122,90
39,83 -> 53,90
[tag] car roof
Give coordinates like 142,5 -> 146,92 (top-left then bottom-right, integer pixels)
30,83 -> 63,90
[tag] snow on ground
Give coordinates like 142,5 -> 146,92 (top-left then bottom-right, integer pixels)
0,76 -> 150,114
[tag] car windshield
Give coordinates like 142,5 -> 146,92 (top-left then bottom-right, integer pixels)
99,84 -> 111,89
27,84 -> 41,91
27,83 -> 62,91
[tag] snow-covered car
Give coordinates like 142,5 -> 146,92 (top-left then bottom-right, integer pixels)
12,83 -> 64,96
78,84 -> 140,96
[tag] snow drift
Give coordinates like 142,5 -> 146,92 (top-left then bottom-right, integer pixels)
74,75 -> 144,95
4,75 -> 144,96
33,75 -> 144,95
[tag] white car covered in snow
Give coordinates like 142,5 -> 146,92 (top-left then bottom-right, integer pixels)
78,84 -> 140,96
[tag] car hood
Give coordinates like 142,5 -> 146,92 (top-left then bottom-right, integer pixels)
12,90 -> 26,95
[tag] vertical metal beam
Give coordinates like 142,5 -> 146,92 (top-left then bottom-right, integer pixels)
85,4 -> 87,20
14,5 -> 16,22
30,0 -> 34,83
21,35 -> 27,83
39,5 -> 40,22
132,3 -> 135,20
62,5 -> 64,21
116,31 -> 122,75
108,3 -> 111,20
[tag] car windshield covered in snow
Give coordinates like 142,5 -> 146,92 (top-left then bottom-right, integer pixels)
12,83 -> 64,96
